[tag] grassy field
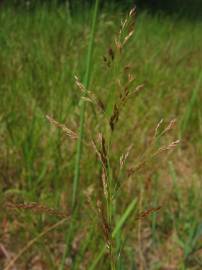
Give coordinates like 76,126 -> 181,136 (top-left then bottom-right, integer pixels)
0,3 -> 202,270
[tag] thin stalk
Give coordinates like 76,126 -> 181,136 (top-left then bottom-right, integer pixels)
59,217 -> 75,270
72,0 -> 100,209
60,4 -> 100,270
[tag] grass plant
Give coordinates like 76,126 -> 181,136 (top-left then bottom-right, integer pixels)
0,3 -> 202,270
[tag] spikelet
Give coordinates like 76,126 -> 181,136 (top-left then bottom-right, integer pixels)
46,115 -> 78,139
6,202 -> 69,219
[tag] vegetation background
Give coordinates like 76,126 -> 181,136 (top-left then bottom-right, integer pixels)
0,0 -> 202,269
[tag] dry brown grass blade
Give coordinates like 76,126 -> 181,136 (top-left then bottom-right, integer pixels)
4,218 -> 68,270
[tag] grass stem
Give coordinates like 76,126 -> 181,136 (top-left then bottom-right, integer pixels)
72,0 -> 100,210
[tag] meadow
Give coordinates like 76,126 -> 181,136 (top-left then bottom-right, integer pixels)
0,2 -> 202,269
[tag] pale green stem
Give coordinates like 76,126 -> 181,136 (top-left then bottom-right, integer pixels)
72,0 -> 100,209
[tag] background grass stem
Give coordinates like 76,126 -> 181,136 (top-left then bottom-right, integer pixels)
71,0 -> 100,210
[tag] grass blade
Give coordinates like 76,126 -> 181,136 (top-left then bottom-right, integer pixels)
112,198 -> 137,238
180,71 -> 202,136
90,198 -> 137,270
72,0 -> 100,209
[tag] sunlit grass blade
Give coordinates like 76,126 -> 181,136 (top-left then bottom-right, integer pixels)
72,0 -> 100,210
89,198 -> 137,270
180,71 -> 202,137
112,198 -> 137,238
